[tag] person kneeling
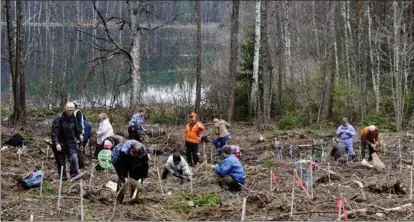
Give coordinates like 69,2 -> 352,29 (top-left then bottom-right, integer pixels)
96,140 -> 114,171
162,152 -> 191,183
111,140 -> 149,203
211,145 -> 246,191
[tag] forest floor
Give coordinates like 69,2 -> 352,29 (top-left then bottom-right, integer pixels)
1,115 -> 414,221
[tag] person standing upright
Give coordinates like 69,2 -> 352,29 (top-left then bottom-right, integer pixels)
336,118 -> 356,160
51,102 -> 80,180
184,112 -> 205,167
73,101 -> 91,169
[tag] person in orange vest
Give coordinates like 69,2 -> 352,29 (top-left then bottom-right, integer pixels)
360,125 -> 380,166
184,112 -> 205,167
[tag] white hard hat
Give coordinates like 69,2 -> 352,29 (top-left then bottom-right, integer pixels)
368,125 -> 376,132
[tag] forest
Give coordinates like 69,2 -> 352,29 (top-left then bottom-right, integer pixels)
1,1 -> 414,221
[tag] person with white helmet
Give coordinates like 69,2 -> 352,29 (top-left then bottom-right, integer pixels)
359,125 -> 380,166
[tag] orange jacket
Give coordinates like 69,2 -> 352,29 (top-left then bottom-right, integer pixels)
359,126 -> 379,145
184,113 -> 205,144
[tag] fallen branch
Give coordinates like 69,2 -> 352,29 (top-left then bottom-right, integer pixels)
383,203 -> 412,212
281,211 -> 337,217
70,171 -> 89,182
341,208 -> 367,219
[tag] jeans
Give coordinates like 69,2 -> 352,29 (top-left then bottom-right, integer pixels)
216,174 -> 241,191
54,148 -> 79,179
340,139 -> 355,156
213,135 -> 230,154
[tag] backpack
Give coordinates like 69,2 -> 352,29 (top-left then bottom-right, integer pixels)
19,169 -> 45,189
5,133 -> 24,147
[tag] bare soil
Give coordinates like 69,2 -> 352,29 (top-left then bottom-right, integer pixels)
1,117 -> 414,221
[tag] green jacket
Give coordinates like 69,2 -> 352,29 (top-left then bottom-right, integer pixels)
98,150 -> 114,170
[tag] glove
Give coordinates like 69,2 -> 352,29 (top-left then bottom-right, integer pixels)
211,164 -> 217,169
197,122 -> 203,128
371,144 -> 376,150
56,144 -> 62,152
79,134 -> 84,143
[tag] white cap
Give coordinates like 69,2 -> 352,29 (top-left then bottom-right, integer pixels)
368,125 -> 376,132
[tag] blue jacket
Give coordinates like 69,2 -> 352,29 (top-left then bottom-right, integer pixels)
336,124 -> 356,142
128,114 -> 144,130
111,140 -> 146,163
213,154 -> 246,184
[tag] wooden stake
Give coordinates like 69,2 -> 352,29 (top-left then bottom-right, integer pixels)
310,157 -> 314,199
57,166 -> 63,210
299,153 -> 303,181
46,145 -> 49,161
167,134 -> 170,146
328,162 -> 331,184
18,148 -> 21,162
411,158 -> 413,200
156,167 -> 164,195
190,174 -> 193,194
241,198 -> 247,221
210,146 -> 213,164
154,152 -> 157,168
40,161 -> 44,197
203,142 -> 207,174
270,170 -> 273,192
337,196 -> 342,221
80,180 -> 84,221
399,139 -> 402,172
290,169 -> 296,217
89,164 -> 94,186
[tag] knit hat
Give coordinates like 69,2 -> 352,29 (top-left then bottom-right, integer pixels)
65,102 -> 75,111
173,153 -> 181,165
103,140 -> 113,150
369,125 -> 376,132
342,118 -> 348,125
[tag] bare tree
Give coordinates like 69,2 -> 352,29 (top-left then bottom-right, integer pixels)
249,0 -> 261,119
226,0 -> 240,123
195,0 -> 201,113
6,0 -> 26,125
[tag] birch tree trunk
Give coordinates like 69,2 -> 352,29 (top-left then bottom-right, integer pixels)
283,1 -> 292,82
249,0 -> 261,119
128,0 -> 142,108
392,1 -> 403,131
195,0 -> 202,113
46,28 -> 55,110
226,0 -> 240,123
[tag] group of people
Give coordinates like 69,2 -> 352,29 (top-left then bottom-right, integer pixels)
333,117 -> 381,166
51,104 -> 246,203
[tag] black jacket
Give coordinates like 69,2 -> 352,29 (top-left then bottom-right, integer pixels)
51,112 -> 80,150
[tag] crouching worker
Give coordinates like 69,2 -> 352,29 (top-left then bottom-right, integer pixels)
211,145 -> 246,191
330,143 -> 348,163
96,140 -> 114,171
111,140 -> 149,203
162,152 -> 192,183
360,125 -> 380,166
